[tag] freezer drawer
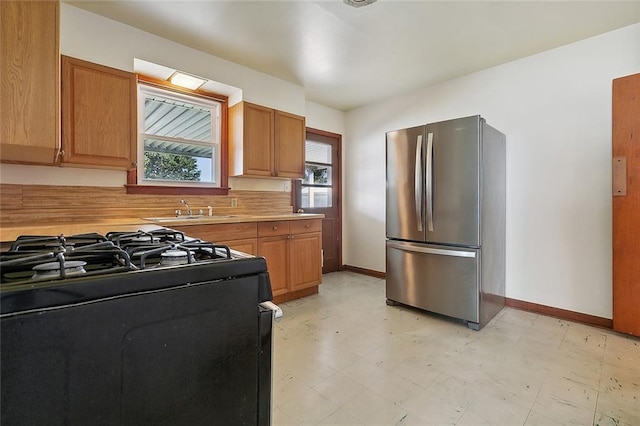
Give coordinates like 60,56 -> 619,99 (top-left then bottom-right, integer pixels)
386,240 -> 480,325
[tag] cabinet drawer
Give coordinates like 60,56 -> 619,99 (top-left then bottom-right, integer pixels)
290,219 -> 322,234
258,221 -> 290,237
175,222 -> 257,241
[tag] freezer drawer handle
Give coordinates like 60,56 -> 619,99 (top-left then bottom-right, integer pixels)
414,134 -> 423,232
387,241 -> 476,258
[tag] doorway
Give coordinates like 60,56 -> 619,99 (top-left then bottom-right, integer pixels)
294,128 -> 342,273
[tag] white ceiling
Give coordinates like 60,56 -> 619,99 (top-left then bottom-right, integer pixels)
64,0 -> 640,111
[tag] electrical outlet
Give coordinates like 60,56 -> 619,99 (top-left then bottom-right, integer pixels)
230,198 -> 238,208
284,181 -> 291,192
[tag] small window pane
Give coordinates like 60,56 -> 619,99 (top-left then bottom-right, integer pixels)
143,139 -> 214,183
306,141 -> 331,164
145,96 -> 211,142
301,187 -> 332,208
303,164 -> 332,185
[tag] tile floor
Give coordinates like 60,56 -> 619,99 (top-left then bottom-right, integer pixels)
272,271 -> 640,426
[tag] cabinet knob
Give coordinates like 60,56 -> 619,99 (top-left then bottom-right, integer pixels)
305,224 -> 310,228
131,161 -> 137,167
273,226 -> 278,230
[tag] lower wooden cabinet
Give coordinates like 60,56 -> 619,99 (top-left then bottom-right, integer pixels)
257,219 -> 322,301
258,234 -> 289,297
172,219 -> 322,302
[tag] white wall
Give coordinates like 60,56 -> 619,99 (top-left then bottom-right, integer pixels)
343,24 -> 640,319
305,101 -> 346,136
60,4 -> 305,115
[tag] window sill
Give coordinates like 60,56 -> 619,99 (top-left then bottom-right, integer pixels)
125,184 -> 230,196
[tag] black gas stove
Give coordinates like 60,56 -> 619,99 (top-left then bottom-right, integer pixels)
1,228 -> 276,425
1,229 -> 233,285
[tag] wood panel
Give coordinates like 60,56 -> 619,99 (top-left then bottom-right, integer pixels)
244,103 -> 274,176
612,72 -> 640,337
61,56 -> 137,169
289,232 -> 322,292
229,102 -> 304,178
258,236 -> 289,297
289,219 -> 322,234
218,238 -> 257,256
0,0 -> 59,164
257,221 -> 290,237
0,184 -> 293,226
172,223 -> 257,241
229,102 -> 274,177
275,110 -> 305,178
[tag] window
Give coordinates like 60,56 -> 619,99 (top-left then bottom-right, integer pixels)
137,83 -> 223,188
301,140 -> 333,208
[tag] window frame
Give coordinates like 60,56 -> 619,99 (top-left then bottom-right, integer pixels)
126,75 -> 229,195
300,140 -> 334,208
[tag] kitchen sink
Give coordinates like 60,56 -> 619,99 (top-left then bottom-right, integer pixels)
143,215 -> 237,222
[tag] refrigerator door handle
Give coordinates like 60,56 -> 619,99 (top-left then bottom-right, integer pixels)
414,134 -> 424,232
426,132 -> 434,232
387,240 -> 476,258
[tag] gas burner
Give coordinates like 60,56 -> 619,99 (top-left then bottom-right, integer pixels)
106,230 -> 187,248
159,249 -> 193,267
32,260 -> 87,281
1,241 -> 134,286
10,233 -> 107,252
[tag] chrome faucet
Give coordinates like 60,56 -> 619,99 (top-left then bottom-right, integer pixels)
180,199 -> 192,216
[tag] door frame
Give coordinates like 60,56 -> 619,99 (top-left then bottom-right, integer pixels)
292,127 -> 342,272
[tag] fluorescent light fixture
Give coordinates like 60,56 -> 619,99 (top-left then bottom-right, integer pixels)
169,71 -> 207,90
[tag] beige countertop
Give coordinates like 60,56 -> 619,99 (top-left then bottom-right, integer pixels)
0,213 -> 324,242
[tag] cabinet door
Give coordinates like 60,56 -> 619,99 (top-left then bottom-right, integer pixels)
219,238 -> 257,256
289,232 -> 322,292
244,103 -> 274,176
613,73 -> 640,337
275,110 -> 305,178
1,0 -> 59,164
258,236 -> 289,297
61,56 -> 136,169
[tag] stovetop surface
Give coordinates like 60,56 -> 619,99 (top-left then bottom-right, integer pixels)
0,228 -> 271,315
1,229 -> 233,285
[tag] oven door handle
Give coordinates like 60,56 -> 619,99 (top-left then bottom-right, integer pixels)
260,301 -> 283,322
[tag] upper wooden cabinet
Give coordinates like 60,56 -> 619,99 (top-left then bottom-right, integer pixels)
275,110 -> 306,178
61,56 -> 137,170
0,1 -> 60,164
229,101 -> 305,178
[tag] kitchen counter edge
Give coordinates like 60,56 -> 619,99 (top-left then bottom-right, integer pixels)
0,213 -> 324,242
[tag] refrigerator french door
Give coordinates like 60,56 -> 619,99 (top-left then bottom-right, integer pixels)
385,116 -> 505,330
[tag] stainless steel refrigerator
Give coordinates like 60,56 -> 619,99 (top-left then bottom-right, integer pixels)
385,115 -> 505,330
